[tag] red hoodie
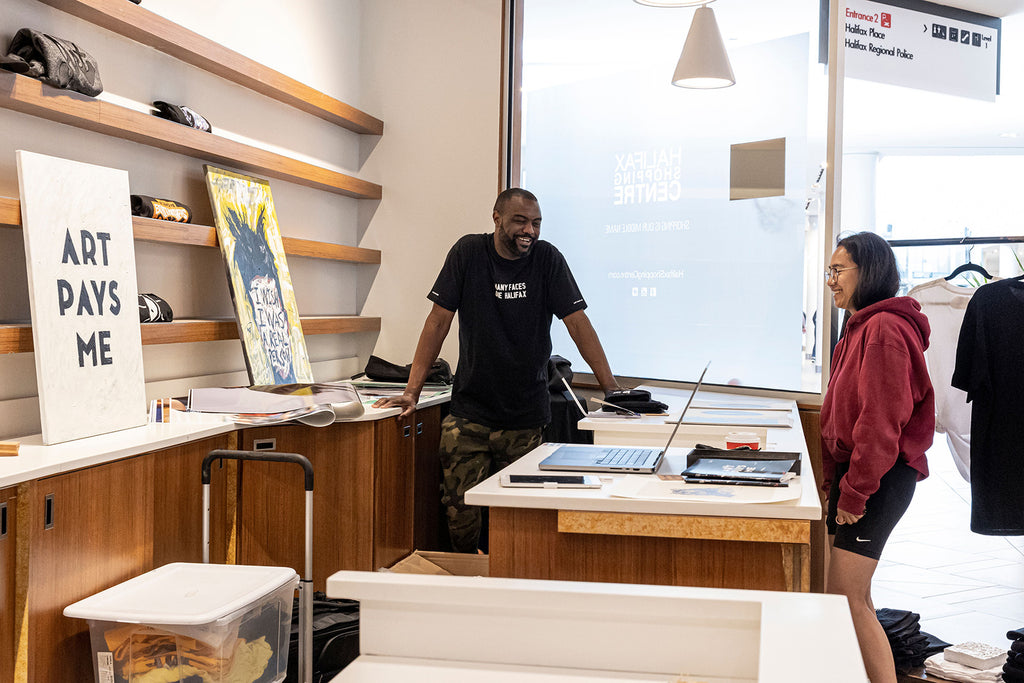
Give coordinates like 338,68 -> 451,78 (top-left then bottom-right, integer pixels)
820,296 -> 934,516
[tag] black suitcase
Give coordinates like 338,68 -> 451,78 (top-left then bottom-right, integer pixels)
285,592 -> 359,682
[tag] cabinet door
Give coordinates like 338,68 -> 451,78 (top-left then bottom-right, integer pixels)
151,433 -> 237,566
373,414 -> 415,569
413,405 -> 445,551
21,434 -> 233,681
237,421 -> 377,587
27,456 -> 154,682
0,486 -> 16,683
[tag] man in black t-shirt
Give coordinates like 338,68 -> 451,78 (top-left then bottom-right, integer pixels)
374,188 -> 619,553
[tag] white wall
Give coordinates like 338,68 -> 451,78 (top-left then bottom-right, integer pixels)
357,0 -> 505,368
1,0 -> 499,439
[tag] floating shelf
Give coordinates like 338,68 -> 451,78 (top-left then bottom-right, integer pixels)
0,316 -> 381,354
0,72 -> 382,200
36,0 -> 384,135
0,196 -> 381,265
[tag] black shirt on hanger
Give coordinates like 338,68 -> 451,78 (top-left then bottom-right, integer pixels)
951,278 -> 1024,535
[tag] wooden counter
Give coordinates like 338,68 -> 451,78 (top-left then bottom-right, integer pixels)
466,402 -> 821,593
0,391 -> 449,682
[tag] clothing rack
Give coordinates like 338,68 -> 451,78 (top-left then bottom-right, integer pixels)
888,236 -> 1024,247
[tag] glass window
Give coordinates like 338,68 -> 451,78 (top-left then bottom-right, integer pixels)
514,0 -> 829,393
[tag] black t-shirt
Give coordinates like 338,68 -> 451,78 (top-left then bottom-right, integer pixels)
428,233 -> 587,429
951,278 -> 1024,535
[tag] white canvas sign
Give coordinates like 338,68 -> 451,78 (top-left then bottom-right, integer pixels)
17,151 -> 147,444
843,1 -> 1000,101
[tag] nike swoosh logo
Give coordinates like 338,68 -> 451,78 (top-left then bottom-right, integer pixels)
855,537 -> 871,542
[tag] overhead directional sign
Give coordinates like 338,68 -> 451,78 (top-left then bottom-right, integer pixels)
836,0 -> 1001,101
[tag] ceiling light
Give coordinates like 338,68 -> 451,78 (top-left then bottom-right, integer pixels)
672,4 -> 735,89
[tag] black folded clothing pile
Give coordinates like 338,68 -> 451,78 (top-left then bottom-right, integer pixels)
131,194 -> 193,223
2,28 -> 103,97
1005,627 -> 1024,682
876,608 -> 950,673
153,101 -> 212,132
357,354 -> 453,385
602,388 -> 668,414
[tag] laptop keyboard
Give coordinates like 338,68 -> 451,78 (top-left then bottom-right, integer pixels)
595,448 -> 655,466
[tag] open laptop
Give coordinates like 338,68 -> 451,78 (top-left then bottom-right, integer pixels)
538,362 -> 709,474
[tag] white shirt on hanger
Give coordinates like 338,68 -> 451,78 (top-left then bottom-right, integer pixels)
908,277 -> 983,482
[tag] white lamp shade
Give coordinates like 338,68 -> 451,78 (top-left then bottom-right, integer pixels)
672,5 -> 735,89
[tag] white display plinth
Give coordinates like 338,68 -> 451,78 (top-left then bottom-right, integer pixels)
325,571 -> 866,682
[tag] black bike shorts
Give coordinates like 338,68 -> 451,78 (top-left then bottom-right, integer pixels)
827,459 -> 918,560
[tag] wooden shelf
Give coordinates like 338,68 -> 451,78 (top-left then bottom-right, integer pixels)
0,196 -> 381,265
36,0 -> 384,136
0,72 -> 382,200
0,316 -> 381,354
0,196 -> 18,226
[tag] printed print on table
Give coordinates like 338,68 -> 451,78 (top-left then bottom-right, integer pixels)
204,165 -> 312,385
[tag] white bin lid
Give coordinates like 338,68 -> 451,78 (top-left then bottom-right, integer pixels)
64,562 -> 298,625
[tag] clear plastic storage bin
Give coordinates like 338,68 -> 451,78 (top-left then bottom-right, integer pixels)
64,562 -> 298,683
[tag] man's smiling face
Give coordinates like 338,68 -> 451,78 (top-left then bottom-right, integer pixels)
493,195 -> 541,259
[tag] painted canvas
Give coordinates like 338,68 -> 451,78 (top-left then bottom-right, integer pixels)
17,151 -> 147,444
204,165 -> 312,385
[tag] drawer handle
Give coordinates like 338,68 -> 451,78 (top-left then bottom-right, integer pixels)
1,502 -> 7,538
403,425 -> 411,437
44,494 -> 54,530
416,422 -> 423,435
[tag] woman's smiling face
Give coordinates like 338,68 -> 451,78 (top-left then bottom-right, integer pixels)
827,246 -> 860,313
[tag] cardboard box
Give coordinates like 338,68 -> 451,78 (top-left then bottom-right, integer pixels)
65,563 -> 298,683
387,550 -> 489,577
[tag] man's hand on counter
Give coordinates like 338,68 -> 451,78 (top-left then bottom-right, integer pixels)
373,393 -> 418,418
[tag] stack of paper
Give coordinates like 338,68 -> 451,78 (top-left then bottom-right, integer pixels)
188,381 -> 364,427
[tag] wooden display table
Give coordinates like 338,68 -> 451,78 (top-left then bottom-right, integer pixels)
466,401 -> 820,592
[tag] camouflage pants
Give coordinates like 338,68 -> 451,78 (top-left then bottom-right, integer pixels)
439,415 -> 543,553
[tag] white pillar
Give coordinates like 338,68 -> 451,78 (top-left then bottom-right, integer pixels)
840,153 -> 879,234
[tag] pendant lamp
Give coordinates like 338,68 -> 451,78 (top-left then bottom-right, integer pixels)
671,4 -> 735,89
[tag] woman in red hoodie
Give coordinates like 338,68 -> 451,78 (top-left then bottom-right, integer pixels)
822,231 -> 934,683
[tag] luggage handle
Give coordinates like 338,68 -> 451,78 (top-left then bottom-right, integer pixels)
201,448 -> 315,683
200,449 -> 314,571
202,448 -> 313,490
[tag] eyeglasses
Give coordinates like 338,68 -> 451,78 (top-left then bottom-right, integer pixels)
824,265 -> 857,281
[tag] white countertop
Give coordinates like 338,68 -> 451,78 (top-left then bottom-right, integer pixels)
0,385 -> 451,488
466,393 -> 820,521
465,442 -> 820,520
577,387 -> 795,439
0,413 -> 237,488
325,571 -> 866,683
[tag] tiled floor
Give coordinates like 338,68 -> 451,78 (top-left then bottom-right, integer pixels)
872,435 -> 1024,647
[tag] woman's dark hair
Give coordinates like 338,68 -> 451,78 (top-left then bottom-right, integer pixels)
836,231 -> 900,310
